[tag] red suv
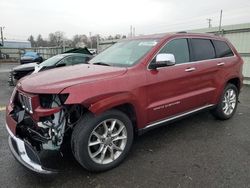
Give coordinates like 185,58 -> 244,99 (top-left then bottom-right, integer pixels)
5,33 -> 243,174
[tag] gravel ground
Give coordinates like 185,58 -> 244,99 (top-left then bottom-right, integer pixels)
0,64 -> 250,188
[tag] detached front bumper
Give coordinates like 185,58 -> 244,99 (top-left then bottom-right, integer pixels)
5,123 -> 57,175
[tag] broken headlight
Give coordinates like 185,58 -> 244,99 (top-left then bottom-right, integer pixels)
38,94 -> 69,150
39,94 -> 68,108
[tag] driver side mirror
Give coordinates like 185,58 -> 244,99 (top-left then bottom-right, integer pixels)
149,53 -> 176,69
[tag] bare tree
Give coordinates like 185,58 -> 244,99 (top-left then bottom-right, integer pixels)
72,34 -> 88,47
55,31 -> 64,46
28,35 -> 36,47
36,34 -> 46,47
48,31 -> 65,46
114,34 -> 121,39
48,33 -> 57,46
87,35 -> 101,49
64,39 -> 73,47
28,32 -> 125,48
107,35 -> 113,40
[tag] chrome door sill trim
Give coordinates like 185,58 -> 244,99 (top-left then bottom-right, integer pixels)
141,104 -> 215,133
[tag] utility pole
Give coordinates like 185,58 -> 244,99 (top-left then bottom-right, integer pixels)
218,10 -> 223,35
89,32 -> 92,49
133,27 -> 135,37
130,25 -> 132,38
207,18 -> 212,28
96,34 -> 99,54
0,26 -> 4,46
62,38 -> 65,52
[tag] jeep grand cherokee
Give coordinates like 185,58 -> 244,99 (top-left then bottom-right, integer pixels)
5,33 -> 243,174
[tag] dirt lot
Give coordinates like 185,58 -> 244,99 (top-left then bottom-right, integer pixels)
0,63 -> 250,187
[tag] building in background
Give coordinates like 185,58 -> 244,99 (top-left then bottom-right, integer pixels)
2,40 -> 31,48
190,23 -> 250,85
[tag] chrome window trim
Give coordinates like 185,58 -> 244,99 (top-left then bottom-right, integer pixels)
147,37 -> 236,71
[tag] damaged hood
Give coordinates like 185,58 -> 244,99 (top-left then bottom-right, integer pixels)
13,63 -> 37,72
18,64 -> 127,94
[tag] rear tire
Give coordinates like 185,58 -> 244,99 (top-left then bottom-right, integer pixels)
71,109 -> 134,172
212,83 -> 238,120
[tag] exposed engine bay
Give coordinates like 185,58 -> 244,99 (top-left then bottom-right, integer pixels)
11,93 -> 83,153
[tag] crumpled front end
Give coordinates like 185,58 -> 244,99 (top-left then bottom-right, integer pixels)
5,87 -> 77,174
6,123 -> 56,174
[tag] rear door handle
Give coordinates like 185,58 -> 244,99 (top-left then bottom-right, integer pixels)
217,62 -> 225,66
185,67 -> 196,72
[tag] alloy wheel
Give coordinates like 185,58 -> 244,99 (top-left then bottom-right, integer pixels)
222,88 -> 237,116
88,119 -> 127,164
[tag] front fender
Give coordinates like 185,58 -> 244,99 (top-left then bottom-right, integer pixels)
64,90 -> 146,129
87,92 -> 146,130
88,92 -> 138,115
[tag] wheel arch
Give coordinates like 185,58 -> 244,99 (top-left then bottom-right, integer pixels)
213,76 -> 242,105
111,103 -> 138,133
87,93 -> 140,132
226,77 -> 241,91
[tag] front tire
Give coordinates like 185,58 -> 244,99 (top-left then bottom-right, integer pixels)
212,83 -> 238,120
71,110 -> 134,172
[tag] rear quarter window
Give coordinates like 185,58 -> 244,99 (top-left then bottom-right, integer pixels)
212,40 -> 234,58
191,39 -> 216,61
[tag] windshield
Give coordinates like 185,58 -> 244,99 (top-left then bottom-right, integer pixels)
89,39 -> 158,67
39,55 -> 64,67
23,51 -> 38,57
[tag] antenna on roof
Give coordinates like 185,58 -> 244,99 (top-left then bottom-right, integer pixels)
176,31 -> 187,34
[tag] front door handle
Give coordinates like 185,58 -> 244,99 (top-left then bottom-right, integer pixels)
185,67 -> 196,72
217,62 -> 225,66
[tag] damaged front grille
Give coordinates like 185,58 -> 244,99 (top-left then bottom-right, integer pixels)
18,92 -> 33,114
12,90 -> 74,152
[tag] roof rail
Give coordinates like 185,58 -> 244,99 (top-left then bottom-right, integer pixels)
176,31 -> 187,33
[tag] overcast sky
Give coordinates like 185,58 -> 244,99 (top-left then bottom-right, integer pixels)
0,0 -> 250,40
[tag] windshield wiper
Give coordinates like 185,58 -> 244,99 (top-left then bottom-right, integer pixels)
92,62 -> 111,66
39,65 -> 52,71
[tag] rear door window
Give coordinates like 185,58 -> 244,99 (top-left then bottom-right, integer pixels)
159,38 -> 190,64
191,39 -> 216,61
212,40 -> 234,58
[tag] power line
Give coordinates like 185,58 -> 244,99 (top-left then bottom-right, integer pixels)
133,5 -> 249,33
